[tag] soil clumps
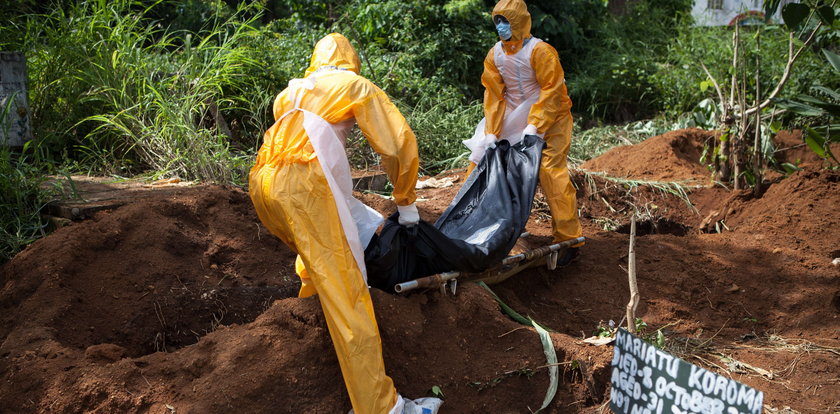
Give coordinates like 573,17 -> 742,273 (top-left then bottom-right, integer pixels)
2,129 -> 838,413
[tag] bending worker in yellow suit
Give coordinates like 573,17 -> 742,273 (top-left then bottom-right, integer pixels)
249,33 -> 442,414
464,0 -> 583,263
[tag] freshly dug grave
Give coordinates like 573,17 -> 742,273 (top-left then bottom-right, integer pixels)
2,129 -> 839,413
0,185 -> 611,413
580,127 -> 715,184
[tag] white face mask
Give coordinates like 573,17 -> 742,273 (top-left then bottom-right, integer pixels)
496,21 -> 512,41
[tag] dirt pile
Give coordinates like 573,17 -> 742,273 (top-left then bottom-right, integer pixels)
580,128 -> 715,183
0,184 -> 609,413
773,129 -> 840,169
2,129 -> 838,413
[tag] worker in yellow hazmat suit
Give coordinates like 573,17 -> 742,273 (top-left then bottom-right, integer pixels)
249,33 -> 442,414
463,0 -> 583,263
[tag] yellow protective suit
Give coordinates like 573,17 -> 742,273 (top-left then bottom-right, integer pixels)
249,33 -> 419,414
469,0 -> 583,246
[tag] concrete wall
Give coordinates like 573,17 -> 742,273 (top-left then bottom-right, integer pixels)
691,0 -> 793,26
1,52 -> 32,147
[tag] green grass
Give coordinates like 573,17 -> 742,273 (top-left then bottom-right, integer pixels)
0,143 -> 52,263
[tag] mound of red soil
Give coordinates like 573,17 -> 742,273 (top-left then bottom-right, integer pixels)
0,184 -> 608,413
2,129 -> 839,412
581,128 -> 715,183
773,129 -> 840,169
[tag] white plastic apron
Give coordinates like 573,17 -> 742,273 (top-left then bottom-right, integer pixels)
279,71 -> 383,282
464,38 -> 547,163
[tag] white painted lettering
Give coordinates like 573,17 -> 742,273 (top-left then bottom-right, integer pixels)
665,355 -> 680,379
654,376 -> 668,397
702,371 -> 716,394
641,366 -> 653,388
725,380 -> 738,405
709,397 -> 725,414
645,345 -> 657,366
736,386 -> 755,407
689,390 -> 704,412
688,365 -> 704,389
714,375 -> 728,398
751,391 -> 764,414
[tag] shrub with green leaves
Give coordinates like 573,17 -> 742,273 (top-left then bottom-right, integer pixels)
566,0 -> 694,121
650,24 -> 840,118
5,1 -> 267,183
0,144 -> 51,263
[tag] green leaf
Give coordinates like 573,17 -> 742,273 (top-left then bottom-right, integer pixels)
782,3 -> 810,30
792,95 -> 840,115
742,168 -> 756,186
764,0 -> 782,18
780,162 -> 802,174
655,330 -> 666,349
816,5 -> 835,25
700,144 -> 709,164
478,282 -> 531,326
812,86 -> 840,101
531,319 -> 558,413
804,128 -> 827,158
430,385 -> 444,398
823,49 -> 840,73
774,98 -> 825,116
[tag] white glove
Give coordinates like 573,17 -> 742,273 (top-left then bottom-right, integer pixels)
397,203 -> 420,226
468,134 -> 498,164
483,133 -> 498,149
522,124 -> 544,139
400,396 -> 443,414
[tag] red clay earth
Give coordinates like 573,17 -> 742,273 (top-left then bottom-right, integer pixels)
1,129 -> 838,413
580,128 -> 715,184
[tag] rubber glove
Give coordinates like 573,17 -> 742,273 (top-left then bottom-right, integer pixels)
350,394 -> 443,414
484,133 -> 499,149
468,134 -> 498,164
397,203 -> 420,226
400,396 -> 443,414
521,124 -> 544,140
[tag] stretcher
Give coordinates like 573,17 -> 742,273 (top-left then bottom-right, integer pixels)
393,235 -> 585,294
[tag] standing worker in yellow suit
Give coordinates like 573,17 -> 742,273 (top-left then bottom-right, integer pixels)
249,33 -> 442,414
464,0 -> 583,263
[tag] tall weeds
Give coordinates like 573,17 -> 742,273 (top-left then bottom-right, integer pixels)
1,93 -> 50,262
14,1 -> 263,183
0,143 -> 50,263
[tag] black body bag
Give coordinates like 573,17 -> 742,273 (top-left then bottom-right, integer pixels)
364,135 -> 545,292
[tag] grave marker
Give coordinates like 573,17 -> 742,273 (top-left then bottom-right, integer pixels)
610,328 -> 763,414
1,52 -> 32,147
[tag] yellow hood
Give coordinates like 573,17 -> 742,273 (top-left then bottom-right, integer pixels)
304,33 -> 361,77
493,0 -> 532,54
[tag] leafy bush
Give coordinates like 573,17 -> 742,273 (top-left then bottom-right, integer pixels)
650,24 -> 840,117
566,0 -> 694,122
0,144 -> 51,263
335,0 -> 496,103
5,1 -> 266,183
